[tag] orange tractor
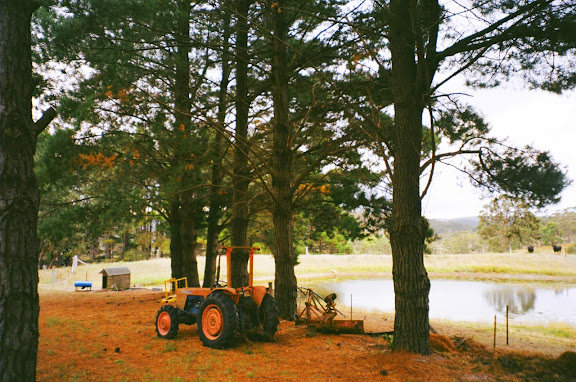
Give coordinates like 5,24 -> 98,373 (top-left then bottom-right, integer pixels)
155,246 -> 279,349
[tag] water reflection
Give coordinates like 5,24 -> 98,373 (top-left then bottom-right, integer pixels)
311,279 -> 576,324
483,287 -> 535,315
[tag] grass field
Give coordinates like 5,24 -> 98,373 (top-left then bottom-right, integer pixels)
425,252 -> 576,279
39,252 -> 576,291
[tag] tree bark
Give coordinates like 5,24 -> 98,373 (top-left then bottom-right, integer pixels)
272,204 -> 297,319
0,1 -> 51,379
388,0 -> 432,355
204,0 -> 232,288
171,0 -> 200,286
271,0 -> 297,320
181,191 -> 200,287
168,197 -> 183,279
230,0 -> 252,288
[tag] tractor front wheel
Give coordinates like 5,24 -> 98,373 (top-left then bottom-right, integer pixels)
197,292 -> 239,348
155,305 -> 179,339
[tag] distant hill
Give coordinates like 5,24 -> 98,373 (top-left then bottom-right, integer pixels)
428,216 -> 479,235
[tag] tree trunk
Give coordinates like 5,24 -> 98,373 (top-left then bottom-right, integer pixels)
230,0 -> 252,288
103,235 -> 111,259
203,222 -> 219,287
181,191 -> 200,287
0,1 -> 46,379
168,197 -> 184,279
388,0 -> 431,355
272,203 -> 297,319
204,0 -> 232,288
123,230 -> 130,259
145,221 -> 154,260
171,0 -> 200,285
89,239 -> 98,261
271,0 -> 297,320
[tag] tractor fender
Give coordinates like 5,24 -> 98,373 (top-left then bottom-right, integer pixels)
210,287 -> 238,296
208,287 -> 239,304
251,286 -> 268,307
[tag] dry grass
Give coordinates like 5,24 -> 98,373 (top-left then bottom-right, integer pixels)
40,252 -> 576,291
425,252 -> 576,279
429,318 -> 576,358
40,254 -> 396,290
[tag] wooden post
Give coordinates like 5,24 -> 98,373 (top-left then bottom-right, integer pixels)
506,305 -> 509,345
247,247 -> 255,288
350,294 -> 353,320
493,315 -> 497,351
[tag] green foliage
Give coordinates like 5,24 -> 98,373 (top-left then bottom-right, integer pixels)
307,232 -> 352,255
471,147 -> 570,208
477,197 -> 541,252
423,221 -> 440,255
462,1 -> 576,92
352,236 -> 392,255
35,127 -> 170,264
540,209 -> 576,245
294,168 -> 392,243
435,105 -> 490,145
433,231 -> 486,255
540,221 -> 562,246
250,242 -> 271,255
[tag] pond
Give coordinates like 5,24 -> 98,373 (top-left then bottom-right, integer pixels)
309,279 -> 576,325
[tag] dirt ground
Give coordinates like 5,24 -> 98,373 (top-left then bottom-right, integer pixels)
37,289 -> 576,381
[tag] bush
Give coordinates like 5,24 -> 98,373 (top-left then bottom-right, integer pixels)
336,242 -> 354,254
433,231 -> 486,254
566,243 -> 576,255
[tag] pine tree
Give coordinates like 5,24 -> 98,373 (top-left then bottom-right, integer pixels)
0,1 -> 56,379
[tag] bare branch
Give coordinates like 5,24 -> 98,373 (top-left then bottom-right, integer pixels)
34,107 -> 57,136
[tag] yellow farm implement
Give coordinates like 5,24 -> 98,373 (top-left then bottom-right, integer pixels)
161,277 -> 188,303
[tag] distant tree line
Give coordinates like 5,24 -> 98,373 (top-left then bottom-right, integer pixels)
39,201 -> 576,262
431,201 -> 576,254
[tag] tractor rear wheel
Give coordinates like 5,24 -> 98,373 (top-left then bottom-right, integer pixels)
155,305 -> 179,339
197,292 -> 239,348
259,294 -> 279,341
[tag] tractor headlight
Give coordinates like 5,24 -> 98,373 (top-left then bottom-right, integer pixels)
243,290 -> 251,298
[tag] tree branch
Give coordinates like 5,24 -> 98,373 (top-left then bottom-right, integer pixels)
420,148 -> 481,174
437,0 -> 548,60
34,107 -> 57,136
420,106 -> 437,200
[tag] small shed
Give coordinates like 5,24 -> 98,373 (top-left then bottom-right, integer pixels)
99,267 -> 131,290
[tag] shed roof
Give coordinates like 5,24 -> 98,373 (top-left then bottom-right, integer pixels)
99,267 -> 131,276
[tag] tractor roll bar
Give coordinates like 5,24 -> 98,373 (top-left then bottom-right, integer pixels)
217,245 -> 260,288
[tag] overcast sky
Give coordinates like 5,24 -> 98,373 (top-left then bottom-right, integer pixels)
422,87 -> 576,219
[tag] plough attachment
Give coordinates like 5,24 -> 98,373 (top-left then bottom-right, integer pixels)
295,287 -> 364,334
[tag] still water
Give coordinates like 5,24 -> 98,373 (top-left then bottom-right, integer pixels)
311,279 -> 576,325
